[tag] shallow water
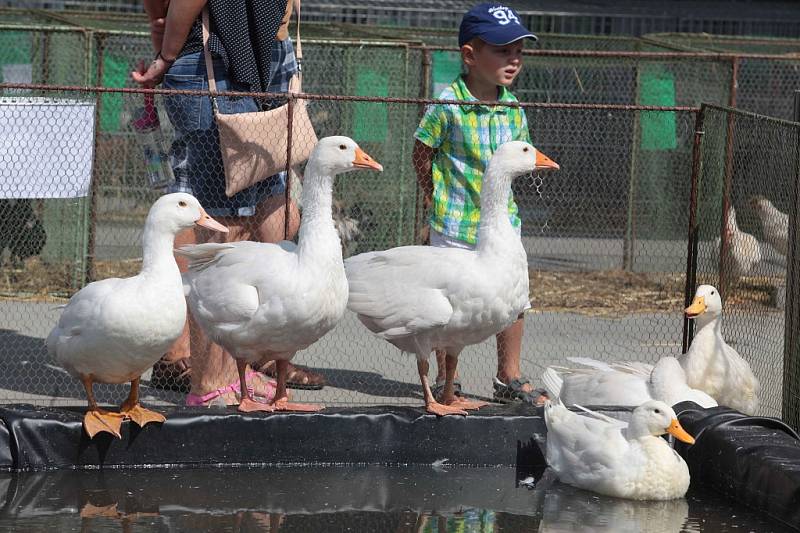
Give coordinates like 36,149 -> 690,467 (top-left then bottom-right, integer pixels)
0,466 -> 794,532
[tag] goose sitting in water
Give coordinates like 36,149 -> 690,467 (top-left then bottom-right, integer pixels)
178,136 -> 383,412
751,196 -> 788,256
47,193 -> 227,438
544,399 -> 695,500
541,356 -> 717,409
682,284 -> 759,415
345,141 -> 559,416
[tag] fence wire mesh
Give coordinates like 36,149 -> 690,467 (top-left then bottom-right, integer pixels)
690,104 -> 800,419
1,82 -> 706,411
0,90 -> 797,425
643,33 -> 800,120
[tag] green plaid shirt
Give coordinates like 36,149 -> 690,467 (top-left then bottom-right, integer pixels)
415,75 -> 531,245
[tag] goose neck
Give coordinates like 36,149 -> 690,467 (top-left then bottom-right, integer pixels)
297,165 -> 341,259
140,222 -> 180,276
476,166 -> 514,251
694,314 -> 721,336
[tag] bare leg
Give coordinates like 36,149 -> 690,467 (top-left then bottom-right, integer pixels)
497,316 -> 547,406
443,354 -> 487,410
188,195 -> 301,399
238,358 -> 275,413
271,359 -> 324,412
418,359 -> 466,416
81,375 -> 124,439
120,377 -> 166,428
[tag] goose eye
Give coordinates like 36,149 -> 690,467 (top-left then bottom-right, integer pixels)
523,147 -> 529,152
711,291 -> 715,295
654,409 -> 661,414
178,201 -> 187,207
339,144 -> 347,150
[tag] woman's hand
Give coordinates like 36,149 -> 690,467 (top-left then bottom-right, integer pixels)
132,56 -> 173,88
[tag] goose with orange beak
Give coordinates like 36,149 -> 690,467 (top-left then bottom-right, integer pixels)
178,137 -> 383,413
544,399 -> 695,500
47,193 -> 228,438
680,284 -> 760,414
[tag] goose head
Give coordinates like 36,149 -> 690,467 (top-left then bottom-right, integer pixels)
307,136 -> 383,177
627,400 -> 695,444
750,195 -> 781,220
147,193 -> 228,235
684,284 -> 722,320
750,195 -> 771,211
486,141 -> 559,182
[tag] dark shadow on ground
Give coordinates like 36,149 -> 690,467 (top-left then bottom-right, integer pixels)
0,329 -> 184,405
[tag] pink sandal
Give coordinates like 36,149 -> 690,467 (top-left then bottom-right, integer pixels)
185,370 -> 277,407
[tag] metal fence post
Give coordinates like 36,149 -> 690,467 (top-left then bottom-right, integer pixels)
85,31 -> 103,285
717,57 -> 739,298
413,48 -> 432,245
622,64 -> 640,272
683,106 -> 705,353
781,91 -> 800,429
284,95 -> 295,242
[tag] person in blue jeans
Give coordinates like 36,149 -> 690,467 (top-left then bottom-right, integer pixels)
134,0 -> 326,406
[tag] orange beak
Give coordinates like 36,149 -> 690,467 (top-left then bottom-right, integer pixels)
535,150 -> 560,170
685,296 -> 706,318
667,418 -> 696,445
353,147 -> 383,171
195,208 -> 228,233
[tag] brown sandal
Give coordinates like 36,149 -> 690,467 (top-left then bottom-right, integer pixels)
257,361 -> 326,390
150,357 -> 192,393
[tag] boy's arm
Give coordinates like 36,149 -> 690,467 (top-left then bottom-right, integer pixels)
413,140 -> 436,207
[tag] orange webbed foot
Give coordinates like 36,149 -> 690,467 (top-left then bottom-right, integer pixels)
237,397 -> 276,413
270,397 -> 324,412
425,401 -> 468,417
84,409 -> 125,439
121,404 -> 166,428
447,397 -> 488,411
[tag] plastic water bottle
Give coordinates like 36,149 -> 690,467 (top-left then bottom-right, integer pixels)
132,93 -> 175,189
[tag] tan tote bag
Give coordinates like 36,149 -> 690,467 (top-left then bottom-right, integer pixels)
202,0 -> 317,198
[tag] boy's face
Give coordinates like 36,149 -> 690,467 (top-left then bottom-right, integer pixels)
462,39 -> 524,87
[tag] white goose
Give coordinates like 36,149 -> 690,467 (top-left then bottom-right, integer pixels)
544,399 -> 695,501
47,193 -> 227,438
541,356 -> 717,409
716,206 -> 761,282
178,136 -> 383,412
751,196 -> 788,256
345,141 -> 559,416
682,284 -> 759,415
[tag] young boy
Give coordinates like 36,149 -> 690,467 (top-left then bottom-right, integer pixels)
414,3 -> 547,406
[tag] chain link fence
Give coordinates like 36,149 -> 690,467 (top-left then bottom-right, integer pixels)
0,28 -> 797,423
1,84 -> 797,424
0,82 -> 703,413
688,103 -> 800,421
643,33 -> 800,121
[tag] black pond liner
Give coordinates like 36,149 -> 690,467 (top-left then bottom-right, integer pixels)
672,401 -> 800,530
0,403 -> 547,470
0,402 -> 799,529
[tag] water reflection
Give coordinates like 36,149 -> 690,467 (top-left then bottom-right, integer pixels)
0,466 -> 792,532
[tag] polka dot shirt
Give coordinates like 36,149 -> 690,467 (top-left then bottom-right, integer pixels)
179,0 -> 289,93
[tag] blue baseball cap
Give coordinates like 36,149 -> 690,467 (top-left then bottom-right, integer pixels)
458,3 -> 537,47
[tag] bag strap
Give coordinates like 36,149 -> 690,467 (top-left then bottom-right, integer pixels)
201,7 -> 219,111
202,2 -> 303,97
293,0 -> 303,67
291,0 -> 303,93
